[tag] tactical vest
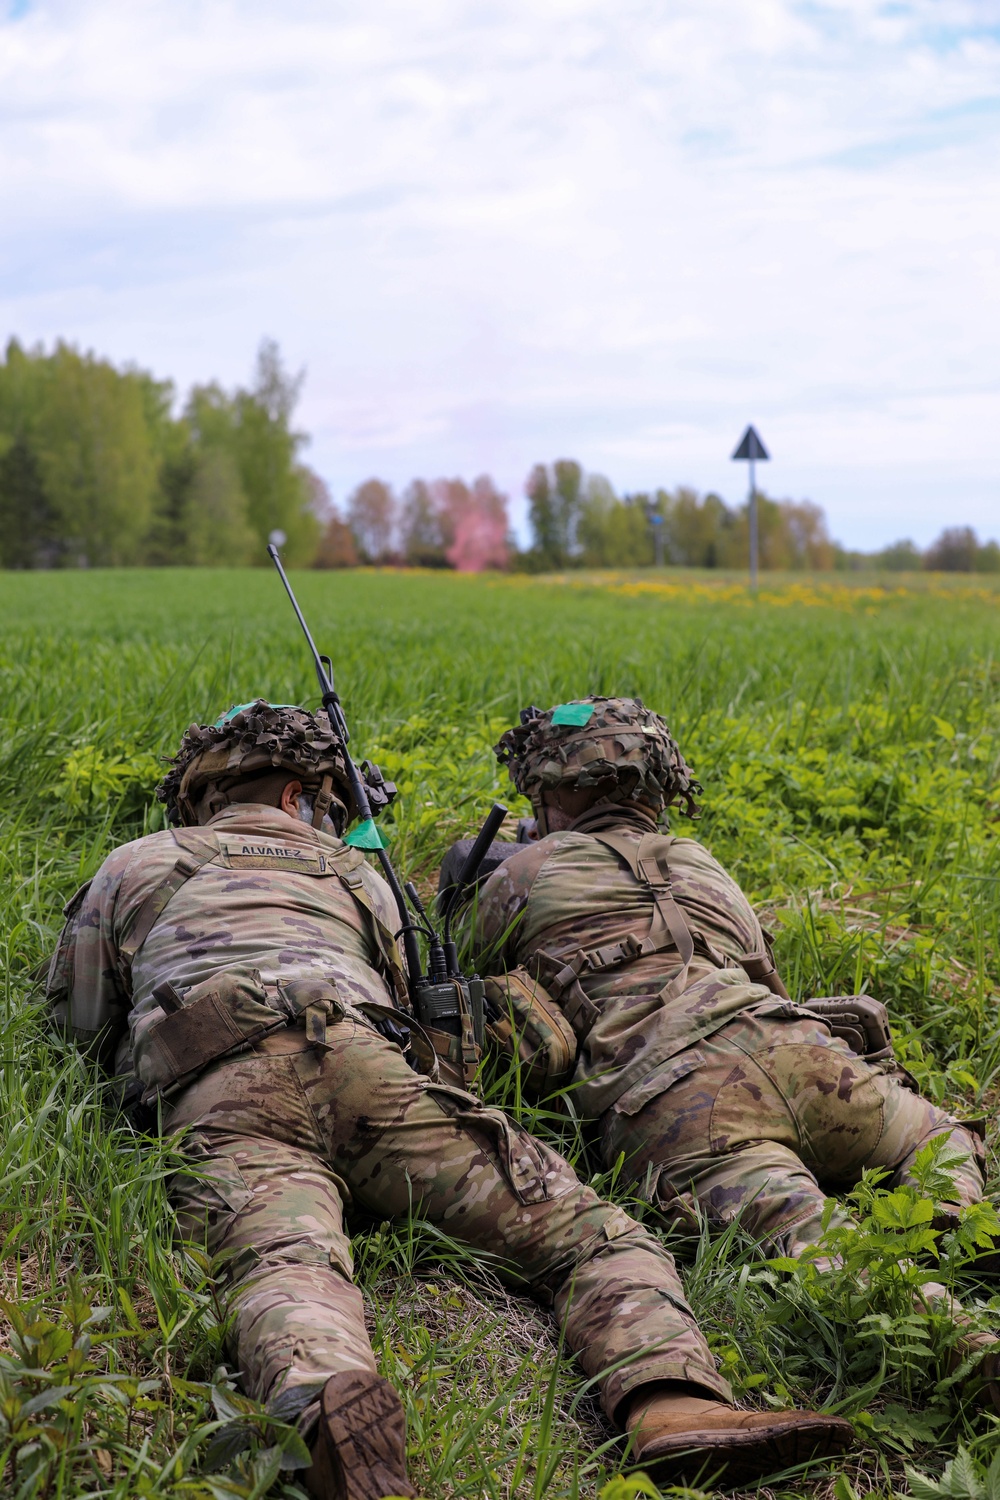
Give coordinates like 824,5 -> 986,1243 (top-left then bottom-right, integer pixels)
527,829 -> 787,1042
120,827 -> 409,1100
512,829 -> 894,1080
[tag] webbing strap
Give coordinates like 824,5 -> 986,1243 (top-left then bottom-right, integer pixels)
118,825 -> 408,1011
590,831 -> 697,1001
312,774 -> 334,830
339,867 -> 409,1006
556,972 -> 600,1035
117,830 -> 221,993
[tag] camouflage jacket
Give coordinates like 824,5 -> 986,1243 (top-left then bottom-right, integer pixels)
46,804 -> 404,1079
473,807 -> 774,1116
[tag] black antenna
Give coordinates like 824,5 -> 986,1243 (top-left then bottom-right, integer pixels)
405,882 -> 448,982
266,544 -> 422,990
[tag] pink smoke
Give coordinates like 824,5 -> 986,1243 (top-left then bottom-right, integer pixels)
434,476 -> 510,572
446,509 -> 508,572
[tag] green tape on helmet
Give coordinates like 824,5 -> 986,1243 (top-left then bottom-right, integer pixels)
550,702 -> 595,727
344,818 -> 389,850
214,701 -> 298,728
493,696 -> 703,819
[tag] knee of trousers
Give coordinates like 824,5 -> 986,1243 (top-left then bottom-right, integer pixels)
875,1076 -> 986,1169
652,1140 -> 832,1243
228,1257 -> 377,1409
224,1236 -> 356,1291
531,1199 -> 681,1305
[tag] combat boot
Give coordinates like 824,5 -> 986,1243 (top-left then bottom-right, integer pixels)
305,1370 -> 416,1500
625,1389 -> 853,1486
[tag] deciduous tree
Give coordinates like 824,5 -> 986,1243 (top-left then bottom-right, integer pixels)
347,479 -> 397,562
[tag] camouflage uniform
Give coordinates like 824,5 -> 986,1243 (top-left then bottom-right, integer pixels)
48,801 -> 732,1429
475,698 -> 985,1259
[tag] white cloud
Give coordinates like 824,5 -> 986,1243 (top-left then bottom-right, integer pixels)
1,0 -> 998,546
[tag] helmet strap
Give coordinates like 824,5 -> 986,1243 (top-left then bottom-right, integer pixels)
198,785 -> 230,822
312,774 -> 334,830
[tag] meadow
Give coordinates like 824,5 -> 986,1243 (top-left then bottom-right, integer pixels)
1,565 -> 999,1500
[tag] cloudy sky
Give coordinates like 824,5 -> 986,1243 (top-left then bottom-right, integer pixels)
1,0 -> 998,547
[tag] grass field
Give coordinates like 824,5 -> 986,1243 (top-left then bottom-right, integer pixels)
1,566 -> 999,1500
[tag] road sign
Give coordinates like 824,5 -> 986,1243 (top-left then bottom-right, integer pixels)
732,426 -> 769,463
731,426 -> 770,588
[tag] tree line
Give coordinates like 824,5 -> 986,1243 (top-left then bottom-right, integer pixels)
1,340 -> 996,574
525,461 -> 835,570
522,460 -> 1000,574
0,338 -> 318,568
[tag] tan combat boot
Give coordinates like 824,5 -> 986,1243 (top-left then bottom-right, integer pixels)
305,1370 -> 416,1500
625,1389 -> 853,1486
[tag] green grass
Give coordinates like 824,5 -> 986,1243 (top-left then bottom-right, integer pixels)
1,566 -> 999,1499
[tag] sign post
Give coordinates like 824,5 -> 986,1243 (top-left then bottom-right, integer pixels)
649,512 -> 665,567
731,425 -> 769,589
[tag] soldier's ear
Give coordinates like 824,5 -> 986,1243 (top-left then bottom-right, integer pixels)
280,780 -> 304,816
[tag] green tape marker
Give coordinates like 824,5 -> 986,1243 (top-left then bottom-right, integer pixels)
214,701 -> 298,726
551,702 -> 595,727
344,818 -> 389,850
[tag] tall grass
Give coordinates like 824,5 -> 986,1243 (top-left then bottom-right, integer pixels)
1,568 -> 999,1498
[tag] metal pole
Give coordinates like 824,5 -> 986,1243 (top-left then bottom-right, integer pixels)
748,455 -> 758,590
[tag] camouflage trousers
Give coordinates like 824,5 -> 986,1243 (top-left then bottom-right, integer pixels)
166,1017 -> 730,1430
602,1009 -> 985,1258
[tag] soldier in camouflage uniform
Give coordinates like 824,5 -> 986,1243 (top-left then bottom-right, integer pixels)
471,696 -> 999,1425
47,700 -> 851,1496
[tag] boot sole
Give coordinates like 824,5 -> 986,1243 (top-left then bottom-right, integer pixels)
635,1416 -> 854,1487
312,1370 -> 416,1500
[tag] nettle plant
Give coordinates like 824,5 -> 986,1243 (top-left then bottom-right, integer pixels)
764,1137 -> 1000,1440
0,1276 -> 310,1500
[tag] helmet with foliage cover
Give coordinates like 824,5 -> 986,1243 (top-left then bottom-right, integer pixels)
157,699 -> 395,830
494,696 -> 701,818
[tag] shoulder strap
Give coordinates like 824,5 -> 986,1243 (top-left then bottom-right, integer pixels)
590,831 -> 696,1001
117,830 -> 221,992
114,828 -> 409,1010
533,831 -> 699,1028
338,864 -> 409,1008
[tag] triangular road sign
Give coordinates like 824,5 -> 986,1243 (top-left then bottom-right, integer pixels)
732,425 -> 769,462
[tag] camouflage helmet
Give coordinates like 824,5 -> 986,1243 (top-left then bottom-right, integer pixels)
494,696 -> 701,817
157,699 -> 394,829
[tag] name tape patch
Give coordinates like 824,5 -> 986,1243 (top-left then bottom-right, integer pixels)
217,834 -> 333,874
